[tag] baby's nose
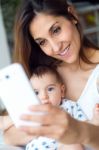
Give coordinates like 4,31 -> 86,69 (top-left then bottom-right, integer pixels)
39,92 -> 49,104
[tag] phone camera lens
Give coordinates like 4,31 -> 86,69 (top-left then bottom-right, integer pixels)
5,75 -> 10,79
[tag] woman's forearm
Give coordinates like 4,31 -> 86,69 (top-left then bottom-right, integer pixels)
77,121 -> 99,150
86,123 -> 99,150
67,119 -> 99,149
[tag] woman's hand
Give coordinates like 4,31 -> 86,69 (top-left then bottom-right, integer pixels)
20,104 -> 84,144
18,104 -> 99,149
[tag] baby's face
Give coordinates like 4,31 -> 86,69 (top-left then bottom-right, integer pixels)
30,73 -> 65,106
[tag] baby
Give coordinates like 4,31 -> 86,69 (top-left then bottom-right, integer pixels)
26,65 -> 99,150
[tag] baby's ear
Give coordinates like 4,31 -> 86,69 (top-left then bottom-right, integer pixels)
68,5 -> 79,20
61,84 -> 65,98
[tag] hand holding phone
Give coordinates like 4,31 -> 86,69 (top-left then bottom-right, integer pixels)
0,63 -> 41,127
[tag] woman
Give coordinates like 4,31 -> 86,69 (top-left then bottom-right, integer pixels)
4,0 -> 99,149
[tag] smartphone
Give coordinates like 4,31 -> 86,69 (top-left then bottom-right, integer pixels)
0,63 -> 41,127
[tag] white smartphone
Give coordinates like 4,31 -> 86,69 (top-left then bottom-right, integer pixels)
0,63 -> 41,127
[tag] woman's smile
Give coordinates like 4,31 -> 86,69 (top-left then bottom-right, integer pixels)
58,44 -> 71,57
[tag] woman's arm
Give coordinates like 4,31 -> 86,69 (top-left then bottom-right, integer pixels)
83,123 -> 99,150
19,104 -> 99,150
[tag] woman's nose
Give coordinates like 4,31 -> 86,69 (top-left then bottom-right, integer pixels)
49,39 -> 61,53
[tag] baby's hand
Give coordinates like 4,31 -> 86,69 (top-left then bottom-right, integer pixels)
92,104 -> 99,125
0,116 -> 13,131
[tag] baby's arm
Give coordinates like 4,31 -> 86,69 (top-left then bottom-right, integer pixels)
3,117 -> 33,146
0,115 -> 13,131
0,115 -> 33,146
91,104 -> 99,126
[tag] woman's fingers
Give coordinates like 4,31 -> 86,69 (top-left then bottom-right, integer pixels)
21,112 -> 54,125
20,114 -> 79,144
20,124 -> 67,141
21,104 -> 68,125
20,125 -> 54,136
20,104 -> 81,144
29,104 -> 57,113
19,104 -> 72,143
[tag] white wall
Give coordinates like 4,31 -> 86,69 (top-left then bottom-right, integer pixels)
0,7 -> 11,110
0,7 -> 11,69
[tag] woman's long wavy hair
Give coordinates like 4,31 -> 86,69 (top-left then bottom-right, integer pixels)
13,0 -> 99,77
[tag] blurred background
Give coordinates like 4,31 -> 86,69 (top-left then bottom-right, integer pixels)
0,0 -> 20,68
0,0 -> 99,114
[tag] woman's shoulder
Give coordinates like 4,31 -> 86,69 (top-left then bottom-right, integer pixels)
89,48 -> 99,63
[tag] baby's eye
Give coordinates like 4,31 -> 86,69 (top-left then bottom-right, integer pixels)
48,87 -> 54,92
53,27 -> 61,34
34,90 -> 39,95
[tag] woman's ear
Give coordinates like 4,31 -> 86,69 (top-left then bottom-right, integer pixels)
68,5 -> 79,20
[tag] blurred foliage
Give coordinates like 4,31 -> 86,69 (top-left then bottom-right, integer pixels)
1,0 -> 20,50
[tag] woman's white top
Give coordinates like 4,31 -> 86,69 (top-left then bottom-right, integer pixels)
77,64 -> 99,120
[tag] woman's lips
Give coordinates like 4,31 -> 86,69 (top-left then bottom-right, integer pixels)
59,44 -> 70,56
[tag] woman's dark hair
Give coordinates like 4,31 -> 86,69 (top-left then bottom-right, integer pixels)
13,0 -> 99,76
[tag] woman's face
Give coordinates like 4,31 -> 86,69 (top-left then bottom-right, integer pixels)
29,13 -> 81,64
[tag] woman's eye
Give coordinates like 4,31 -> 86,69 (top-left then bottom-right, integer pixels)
48,87 -> 54,92
53,27 -> 61,34
39,40 -> 46,46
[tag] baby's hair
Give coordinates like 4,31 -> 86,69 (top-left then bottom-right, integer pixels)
31,65 -> 64,84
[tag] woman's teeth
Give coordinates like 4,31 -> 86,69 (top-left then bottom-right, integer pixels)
59,45 -> 70,56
